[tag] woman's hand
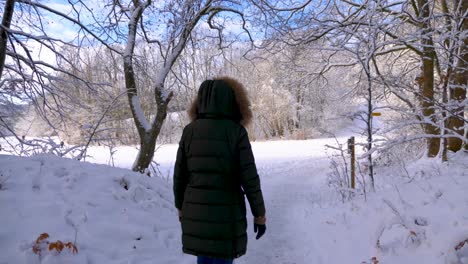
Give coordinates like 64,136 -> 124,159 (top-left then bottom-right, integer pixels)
254,216 -> 266,239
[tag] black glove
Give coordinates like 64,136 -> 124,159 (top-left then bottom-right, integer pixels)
254,223 -> 266,239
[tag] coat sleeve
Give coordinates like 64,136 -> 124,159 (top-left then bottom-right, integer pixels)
173,126 -> 189,210
238,127 -> 266,218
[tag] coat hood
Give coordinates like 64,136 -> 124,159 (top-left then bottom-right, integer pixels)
188,77 -> 252,126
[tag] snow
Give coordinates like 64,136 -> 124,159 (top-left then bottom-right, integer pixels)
0,137 -> 467,264
0,154 -> 187,264
131,96 -> 151,132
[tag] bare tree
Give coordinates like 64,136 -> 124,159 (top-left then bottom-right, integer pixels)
1,0 -> 261,173
0,0 -> 105,151
0,0 -> 15,78
110,0 -> 258,172
257,0 -> 466,158
445,0 -> 467,152
415,0 -> 440,157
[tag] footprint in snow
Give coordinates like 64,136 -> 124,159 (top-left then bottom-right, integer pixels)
65,208 -> 88,229
64,176 -> 77,190
54,167 -> 69,178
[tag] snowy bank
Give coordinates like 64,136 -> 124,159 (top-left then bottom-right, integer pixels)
0,154 -> 191,264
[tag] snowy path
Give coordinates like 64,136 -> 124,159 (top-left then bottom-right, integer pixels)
239,157 -> 330,263
91,138 -> 342,263
143,139 -> 336,263
235,141 -> 333,263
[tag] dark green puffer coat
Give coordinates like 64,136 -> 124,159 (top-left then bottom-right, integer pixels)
173,78 -> 266,259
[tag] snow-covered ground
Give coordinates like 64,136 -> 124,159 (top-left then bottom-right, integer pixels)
0,138 -> 467,264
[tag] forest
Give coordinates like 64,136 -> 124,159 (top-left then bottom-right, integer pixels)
0,0 -> 466,173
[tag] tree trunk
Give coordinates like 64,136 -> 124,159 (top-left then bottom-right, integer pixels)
124,57 -> 174,174
417,0 -> 440,157
366,68 -> 375,191
0,0 -> 15,79
132,87 -> 173,173
447,0 -> 467,152
441,71 -> 449,161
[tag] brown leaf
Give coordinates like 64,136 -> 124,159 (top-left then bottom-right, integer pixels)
65,242 -> 79,254
49,243 -> 56,252
55,240 -> 64,253
49,241 -> 64,253
36,233 -> 49,243
32,244 -> 41,255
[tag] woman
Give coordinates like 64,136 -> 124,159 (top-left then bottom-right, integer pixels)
173,77 -> 267,264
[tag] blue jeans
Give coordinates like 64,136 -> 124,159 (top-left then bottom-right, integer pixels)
197,256 -> 233,264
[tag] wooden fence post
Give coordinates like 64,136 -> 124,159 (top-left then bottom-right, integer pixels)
348,136 -> 356,189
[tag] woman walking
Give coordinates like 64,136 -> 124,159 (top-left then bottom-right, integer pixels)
173,77 -> 267,264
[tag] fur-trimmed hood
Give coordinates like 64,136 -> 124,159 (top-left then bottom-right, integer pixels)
188,76 -> 252,126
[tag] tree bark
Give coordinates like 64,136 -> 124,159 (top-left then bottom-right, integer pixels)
0,0 -> 15,79
417,0 -> 440,157
132,87 -> 173,173
447,0 -> 467,152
